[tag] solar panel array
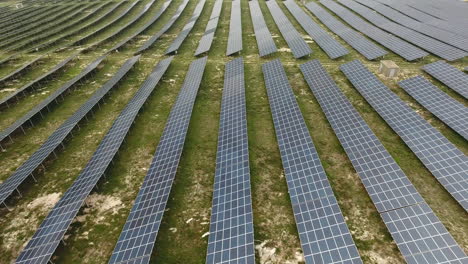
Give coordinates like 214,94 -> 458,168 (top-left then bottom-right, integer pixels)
0,55 -> 106,145
305,2 -> 387,60
0,55 -> 43,84
136,0 -> 189,54
340,60 -> 468,212
422,61 -> 468,100
398,76 -> 468,141
206,58 -> 254,264
16,57 -> 173,264
337,0 -> 467,61
0,5 -> 58,34
0,56 -> 140,207
226,0 -> 242,56
266,1 -> 311,59
0,54 -> 76,108
354,0 -> 468,52
71,1 -> 141,46
109,57 -> 207,264
195,0 -> 223,56
284,0 -> 348,59
110,0 -> 172,52
166,0 -> 206,55
262,59 -> 362,264
320,0 -> 428,61
248,0 -> 277,57
300,59 -> 468,264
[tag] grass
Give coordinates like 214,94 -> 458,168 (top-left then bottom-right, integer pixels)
0,0 -> 467,263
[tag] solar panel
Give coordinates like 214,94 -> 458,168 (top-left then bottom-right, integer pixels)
0,55 -> 43,84
136,0 -> 189,54
109,57 -> 207,264
300,59 -> 468,264
194,0 -> 223,56
226,0 -> 242,56
0,56 -> 140,207
15,56 -> 173,264
0,54 -> 76,108
284,0 -> 348,59
399,76 -> 468,141
0,55 -> 106,145
340,60 -> 468,212
336,0 -> 467,61
305,2 -> 386,60
320,0 -> 428,61
262,59 -> 362,264
206,58 -> 254,264
422,61 -> 468,100
111,0 -> 173,52
354,0 -> 468,52
166,0 -> 206,55
265,1 -> 312,59
248,0 -> 277,57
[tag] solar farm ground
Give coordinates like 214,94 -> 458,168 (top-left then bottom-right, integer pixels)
0,0 -> 467,263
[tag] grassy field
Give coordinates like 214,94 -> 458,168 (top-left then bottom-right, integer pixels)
0,0 -> 467,263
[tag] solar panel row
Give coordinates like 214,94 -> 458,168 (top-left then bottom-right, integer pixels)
136,0 -> 190,54
166,0 -> 206,55
300,59 -> 468,264
340,60 -> 468,212
206,58 -> 255,264
263,59 -> 362,264
226,0 -> 242,56
0,55 -> 140,207
16,56 -> 173,264
422,61 -> 468,100
0,55 -> 106,145
398,76 -> 468,141
337,0 -> 467,61
109,57 -> 207,264
248,0 -> 277,57
284,0 -> 348,59
0,55 -> 43,84
354,0 -> 468,52
0,55 -> 76,108
266,1 -> 311,59
320,0 -> 427,61
110,0 -> 173,52
195,0 -> 223,56
305,2 -> 386,60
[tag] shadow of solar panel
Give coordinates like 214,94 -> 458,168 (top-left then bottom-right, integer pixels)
0,55 -> 106,145
284,0 -> 348,59
300,59 -> 467,264
111,0 -> 172,52
422,61 -> 468,100
195,0 -> 223,56
0,55 -> 43,84
71,0 -> 141,46
248,0 -> 277,57
137,0 -> 189,54
320,0 -> 428,61
109,57 -> 207,264
266,1 -> 311,59
0,55 -> 140,207
15,56 -> 173,264
226,0 -> 242,56
340,60 -> 468,212
399,76 -> 468,141
166,0 -> 206,55
305,2 -> 387,60
0,54 -> 76,108
354,0 -> 468,52
337,0 -> 467,61
206,58 -> 254,264
262,59 -> 361,264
